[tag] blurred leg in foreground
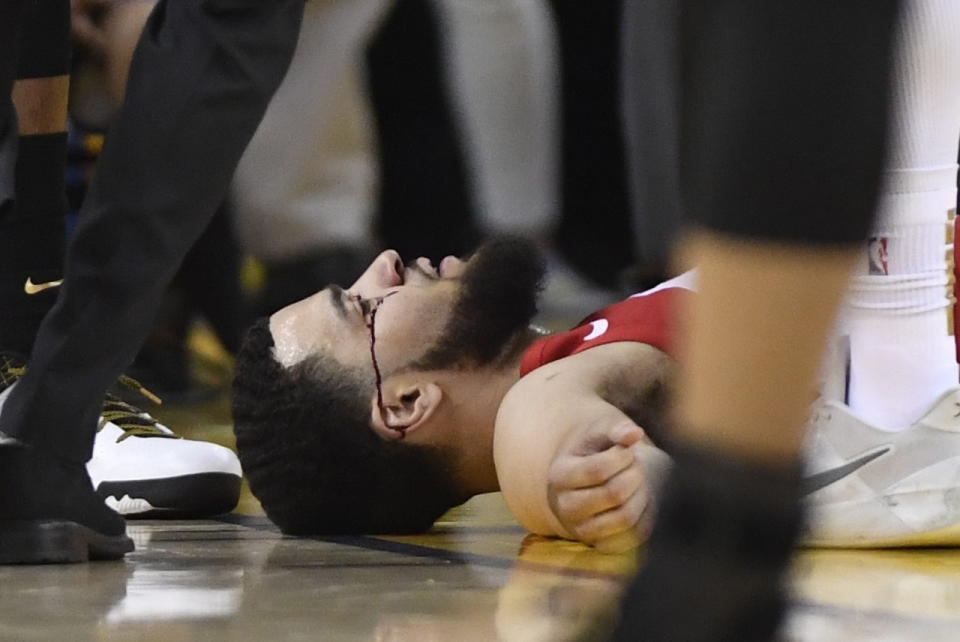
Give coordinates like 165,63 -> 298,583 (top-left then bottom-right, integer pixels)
613,1 -> 903,639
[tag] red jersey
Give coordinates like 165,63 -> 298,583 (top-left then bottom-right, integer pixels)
519,272 -> 696,377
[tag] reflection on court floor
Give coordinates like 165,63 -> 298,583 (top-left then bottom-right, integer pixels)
2,483 -> 960,641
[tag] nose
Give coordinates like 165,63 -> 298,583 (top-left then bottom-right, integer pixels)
350,250 -> 404,295
376,250 -> 402,272
372,250 -> 404,287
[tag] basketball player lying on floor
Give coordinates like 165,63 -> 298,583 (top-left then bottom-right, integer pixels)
233,236 -> 960,550
232,237 -> 678,551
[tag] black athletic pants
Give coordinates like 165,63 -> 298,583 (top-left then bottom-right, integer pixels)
0,0 -> 305,462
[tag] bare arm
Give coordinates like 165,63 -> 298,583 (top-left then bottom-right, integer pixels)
494,342 -> 674,550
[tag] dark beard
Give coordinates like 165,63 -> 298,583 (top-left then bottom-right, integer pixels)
404,236 -> 546,372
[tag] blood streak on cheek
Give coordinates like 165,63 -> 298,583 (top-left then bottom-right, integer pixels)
365,292 -> 406,439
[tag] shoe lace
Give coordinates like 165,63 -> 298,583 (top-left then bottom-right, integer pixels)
99,393 -> 178,442
0,354 -> 26,391
0,353 -> 176,443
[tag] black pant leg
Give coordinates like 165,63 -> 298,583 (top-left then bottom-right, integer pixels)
620,0 -> 682,271
0,0 -> 28,230
0,0 -> 305,462
550,0 -> 635,290
0,107 -> 16,243
367,0 -> 480,262
174,200 -> 248,354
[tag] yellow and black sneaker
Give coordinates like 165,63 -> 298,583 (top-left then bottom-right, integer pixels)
1,355 -> 241,519
91,385 -> 242,518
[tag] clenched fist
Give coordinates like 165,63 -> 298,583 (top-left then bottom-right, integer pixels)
547,416 -> 671,553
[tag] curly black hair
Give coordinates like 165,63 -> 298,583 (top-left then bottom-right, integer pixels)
232,318 -> 468,535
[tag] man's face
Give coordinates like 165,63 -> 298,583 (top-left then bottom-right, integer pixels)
269,237 -> 545,442
269,250 -> 468,373
270,236 -> 545,370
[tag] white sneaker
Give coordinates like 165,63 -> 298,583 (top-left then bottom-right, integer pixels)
803,388 -> 960,547
88,395 -> 242,518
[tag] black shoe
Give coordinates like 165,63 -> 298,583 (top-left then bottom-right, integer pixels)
0,445 -> 134,564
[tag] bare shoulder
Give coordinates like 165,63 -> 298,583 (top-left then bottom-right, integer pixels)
494,342 -> 671,460
492,343 -> 672,536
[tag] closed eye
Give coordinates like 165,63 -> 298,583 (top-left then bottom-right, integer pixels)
328,285 -> 367,325
355,296 -> 372,317
347,294 -> 375,323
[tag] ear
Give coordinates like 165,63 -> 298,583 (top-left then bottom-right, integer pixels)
370,380 -> 444,440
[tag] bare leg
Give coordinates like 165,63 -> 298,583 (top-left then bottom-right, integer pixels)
11,76 -> 68,136
674,233 -> 857,464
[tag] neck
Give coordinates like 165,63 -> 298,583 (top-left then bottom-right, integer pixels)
447,340 -> 540,495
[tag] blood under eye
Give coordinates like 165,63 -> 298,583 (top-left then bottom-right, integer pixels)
348,293 -> 371,319
357,298 -> 372,317
365,295 -> 406,440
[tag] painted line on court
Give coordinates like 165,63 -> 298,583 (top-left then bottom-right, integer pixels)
218,514 -> 515,569
217,514 -> 622,579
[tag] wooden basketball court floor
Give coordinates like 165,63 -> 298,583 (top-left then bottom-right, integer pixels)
3,340 -> 960,642
3,423 -> 960,641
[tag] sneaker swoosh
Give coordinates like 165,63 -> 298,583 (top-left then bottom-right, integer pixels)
803,447 -> 891,495
24,277 -> 63,295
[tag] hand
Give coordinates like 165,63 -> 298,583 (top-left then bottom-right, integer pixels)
547,414 -> 667,553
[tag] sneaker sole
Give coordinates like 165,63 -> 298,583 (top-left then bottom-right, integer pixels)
806,486 -> 960,548
0,519 -> 134,564
805,520 -> 960,548
96,472 -> 241,519
806,462 -> 960,548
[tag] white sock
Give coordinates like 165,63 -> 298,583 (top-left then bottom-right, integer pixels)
846,270 -> 956,431
846,195 -> 957,430
842,0 -> 960,431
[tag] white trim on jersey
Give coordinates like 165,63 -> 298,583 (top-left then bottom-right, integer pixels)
630,269 -> 699,298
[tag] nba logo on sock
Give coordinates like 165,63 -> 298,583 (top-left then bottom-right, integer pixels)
868,237 -> 889,275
